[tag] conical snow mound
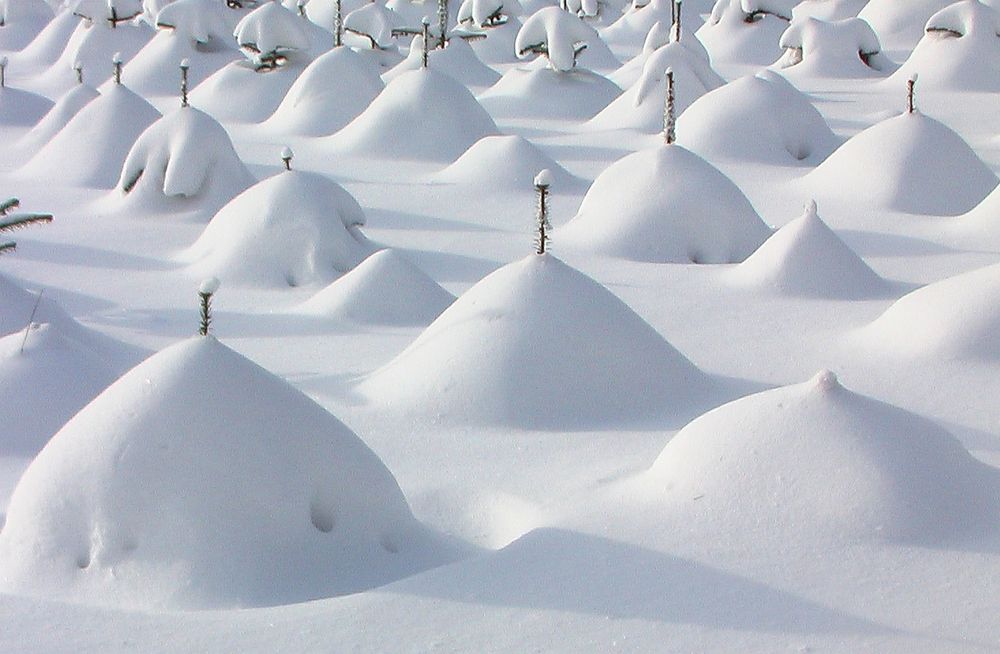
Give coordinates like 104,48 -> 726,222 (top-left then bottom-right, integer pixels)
0,336 -> 456,610
677,71 -> 839,165
263,46 -> 385,136
0,324 -> 120,457
559,144 -> 772,263
14,83 -> 99,157
477,64 -> 622,121
643,370 -> 1000,543
800,112 -> 998,216
726,201 -> 889,298
361,254 -> 721,429
21,84 -> 160,189
299,249 -> 455,326
327,68 -> 498,161
0,85 -> 53,127
116,106 -> 254,215
860,262 -> 1000,360
184,170 -> 373,287
433,135 -> 576,189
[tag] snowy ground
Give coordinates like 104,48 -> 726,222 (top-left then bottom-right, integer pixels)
2,1 -> 1000,651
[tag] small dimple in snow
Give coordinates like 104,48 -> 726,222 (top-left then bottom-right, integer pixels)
380,535 -> 399,553
310,501 -> 335,533
76,552 -> 91,570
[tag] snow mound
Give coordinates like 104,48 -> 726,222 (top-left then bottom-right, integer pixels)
559,144 -> 772,263
234,0 -> 313,65
696,0 -> 792,67
263,46 -> 385,137
22,83 -> 160,189
433,134 -> 577,189
860,262 -> 1000,360
11,8 -> 77,68
343,0 -> 404,50
642,370 -> 1000,543
298,249 -> 455,326
116,106 -> 254,215
725,200 -> 889,298
607,22 -> 711,90
384,34 -> 500,89
791,0 -> 868,22
327,68 -> 498,161
184,169 -> 372,287
38,18 -> 152,93
360,254 -> 722,429
467,18 -> 522,66
0,336 -> 455,609
886,1 -> 1000,92
677,70 -> 838,165
859,0 -> 1000,51
799,111 -> 998,216
188,57 -> 307,124
15,83 -> 99,157
602,0 -> 688,49
514,6 -> 620,72
0,0 -> 53,51
775,17 -> 891,77
0,84 -> 53,127
589,41 -> 723,134
478,62 -> 621,120
0,324 -> 119,457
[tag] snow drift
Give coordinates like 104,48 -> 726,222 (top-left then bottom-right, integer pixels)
360,253 -> 724,429
0,336 -> 459,610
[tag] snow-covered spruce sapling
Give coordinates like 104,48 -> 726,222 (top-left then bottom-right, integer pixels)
437,0 -> 448,48
534,169 -> 552,255
180,58 -> 190,107
281,146 -> 293,170
0,198 -> 53,255
73,0 -> 142,29
198,277 -> 220,336
112,52 -> 123,84
0,56 -> 6,88
663,66 -> 675,144
907,73 -> 918,114
671,0 -> 681,42
334,0 -> 343,46
74,61 -> 84,84
422,18 -> 430,67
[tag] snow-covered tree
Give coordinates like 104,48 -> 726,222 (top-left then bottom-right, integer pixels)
534,169 -> 552,254
198,277 -> 219,335
343,0 -> 404,49
456,0 -> 509,28
234,1 -> 311,70
515,6 -> 600,71
155,0 -> 233,45
0,198 -> 52,255
72,0 -> 144,28
776,16 -> 890,74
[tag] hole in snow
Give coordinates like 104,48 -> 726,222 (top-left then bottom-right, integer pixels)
380,536 -> 399,553
310,501 -> 335,533
76,552 -> 91,569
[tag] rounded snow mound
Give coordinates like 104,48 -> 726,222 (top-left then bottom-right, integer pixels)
384,34 -> 500,89
792,0 -> 868,22
0,323 -> 119,457
263,46 -> 385,137
886,0 -> 1000,92
184,170 -> 372,287
116,106 -> 254,216
859,261 -> 1000,360
0,0 -> 53,51
0,84 -> 53,127
14,83 -> 99,157
725,200 -> 889,298
775,16 -> 892,78
360,254 -> 722,429
0,336 -> 454,609
588,41 -> 724,134
298,249 -> 454,326
433,135 -> 577,189
642,370 -> 1000,543
559,144 -> 772,263
799,111 -> 998,216
21,84 -> 160,189
696,0 -> 792,67
188,57 -> 307,124
478,62 -> 622,120
677,70 -> 839,165
327,68 -> 498,161
859,0 -> 999,51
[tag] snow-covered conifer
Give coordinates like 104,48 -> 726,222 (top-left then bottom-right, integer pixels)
534,169 -> 552,255
198,277 -> 220,336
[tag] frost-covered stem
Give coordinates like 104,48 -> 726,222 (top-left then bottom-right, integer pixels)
437,0 -> 448,49
663,67 -> 675,144
906,74 -> 917,114
109,5 -> 118,28
0,58 -> 5,88
199,292 -> 212,336
19,290 -> 43,355
113,53 -> 123,85
671,0 -> 681,42
74,62 -> 83,84
281,146 -> 293,170
535,180 -> 550,255
297,0 -> 306,16
180,60 -> 190,107
334,0 -> 343,46
422,18 -> 430,68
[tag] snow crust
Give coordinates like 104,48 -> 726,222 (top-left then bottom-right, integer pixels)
0,336 -> 455,609
361,254 -> 722,428
184,169 -> 372,287
559,144 -> 772,263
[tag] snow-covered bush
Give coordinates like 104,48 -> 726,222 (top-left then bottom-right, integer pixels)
343,0 -> 404,49
775,16 -> 891,76
457,0 -> 509,28
0,198 -> 52,255
234,1 -> 311,70
515,6 -> 609,71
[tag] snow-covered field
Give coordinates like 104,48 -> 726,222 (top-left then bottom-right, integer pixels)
1,0 -> 1000,650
